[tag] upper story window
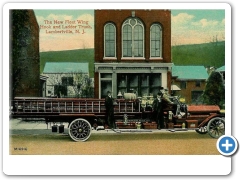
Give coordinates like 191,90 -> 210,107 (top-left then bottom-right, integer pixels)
122,18 -> 144,58
104,23 -> 116,57
195,80 -> 201,87
150,24 -> 162,58
180,81 -> 187,89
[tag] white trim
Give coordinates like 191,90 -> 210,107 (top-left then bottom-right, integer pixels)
149,57 -> 163,60
161,72 -> 168,88
95,62 -> 173,68
103,57 -> 117,60
99,73 -> 101,99
121,57 -> 145,60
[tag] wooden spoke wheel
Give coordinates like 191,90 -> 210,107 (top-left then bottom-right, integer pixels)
69,118 -> 92,142
207,117 -> 225,138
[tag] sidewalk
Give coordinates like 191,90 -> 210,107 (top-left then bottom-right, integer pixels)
9,118 -> 192,135
9,118 -> 65,135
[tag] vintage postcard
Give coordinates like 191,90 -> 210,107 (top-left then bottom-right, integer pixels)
3,2 -> 234,176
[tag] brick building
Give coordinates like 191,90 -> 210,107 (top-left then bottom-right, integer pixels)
94,10 -> 172,99
172,65 -> 208,104
10,10 -> 40,98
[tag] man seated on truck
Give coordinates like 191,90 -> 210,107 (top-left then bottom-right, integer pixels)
159,87 -> 174,105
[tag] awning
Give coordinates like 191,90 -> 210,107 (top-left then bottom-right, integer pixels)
40,74 -> 49,81
171,84 -> 181,91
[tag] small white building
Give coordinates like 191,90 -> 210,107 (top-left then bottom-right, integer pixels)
43,62 -> 93,98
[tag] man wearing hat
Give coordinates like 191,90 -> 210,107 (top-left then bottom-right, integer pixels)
152,87 -> 174,129
159,87 -> 174,105
152,92 -> 164,129
105,91 -> 116,129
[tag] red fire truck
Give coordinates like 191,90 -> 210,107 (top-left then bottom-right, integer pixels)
10,96 -> 225,141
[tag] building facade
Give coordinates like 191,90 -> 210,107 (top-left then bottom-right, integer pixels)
171,65 -> 208,104
94,10 -> 172,99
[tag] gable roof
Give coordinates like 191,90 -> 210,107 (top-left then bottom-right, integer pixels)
43,62 -> 89,74
172,65 -> 208,80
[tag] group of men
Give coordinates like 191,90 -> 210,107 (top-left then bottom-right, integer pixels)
104,87 -> 174,130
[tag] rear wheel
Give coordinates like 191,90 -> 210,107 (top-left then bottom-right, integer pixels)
69,118 -> 92,142
207,117 -> 225,138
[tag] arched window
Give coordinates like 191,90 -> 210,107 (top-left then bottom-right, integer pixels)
104,23 -> 116,57
122,18 -> 144,58
150,24 -> 162,58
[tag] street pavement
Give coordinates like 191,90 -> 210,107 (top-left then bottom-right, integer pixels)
7,118 -> 222,175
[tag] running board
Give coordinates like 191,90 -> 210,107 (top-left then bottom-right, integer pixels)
113,129 -> 152,133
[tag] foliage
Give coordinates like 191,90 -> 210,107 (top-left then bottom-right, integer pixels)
172,41 -> 225,68
202,71 -> 225,108
81,77 -> 94,98
71,72 -> 94,98
45,71 -> 94,98
40,49 -> 95,77
40,42 -> 225,79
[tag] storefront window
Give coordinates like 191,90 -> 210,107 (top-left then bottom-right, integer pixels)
117,73 -> 161,97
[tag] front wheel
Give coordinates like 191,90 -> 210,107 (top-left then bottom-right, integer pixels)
69,118 -> 92,142
207,117 -> 225,138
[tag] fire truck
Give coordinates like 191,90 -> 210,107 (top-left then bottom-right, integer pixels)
10,96 -> 225,142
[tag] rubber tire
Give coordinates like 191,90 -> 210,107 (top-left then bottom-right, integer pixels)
207,117 -> 225,138
69,118 -> 92,142
195,126 -> 208,134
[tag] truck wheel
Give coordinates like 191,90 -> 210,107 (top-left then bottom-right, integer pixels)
195,126 -> 208,134
69,118 -> 92,142
207,117 -> 225,138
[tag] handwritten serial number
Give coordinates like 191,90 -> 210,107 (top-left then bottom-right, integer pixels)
14,147 -> 27,151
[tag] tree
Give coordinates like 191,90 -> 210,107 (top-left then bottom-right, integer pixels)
71,72 -> 86,98
202,71 -> 225,108
10,10 -> 40,98
10,10 -> 29,99
71,72 -> 94,98
44,71 -> 94,98
81,76 -> 94,98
